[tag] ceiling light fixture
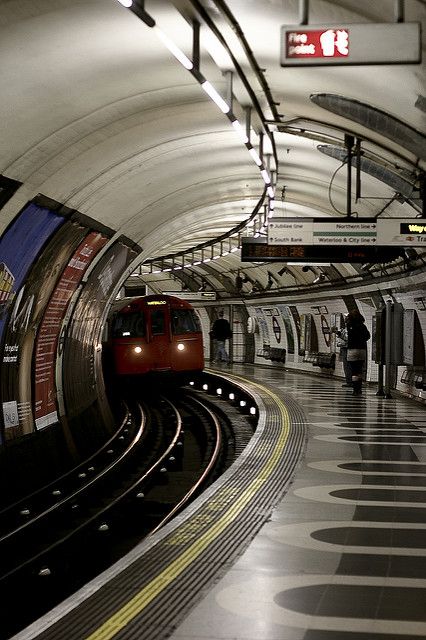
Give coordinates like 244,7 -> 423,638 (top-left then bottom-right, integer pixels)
153,27 -> 193,70
201,81 -> 230,113
249,147 -> 262,166
260,169 -> 271,184
232,119 -> 249,143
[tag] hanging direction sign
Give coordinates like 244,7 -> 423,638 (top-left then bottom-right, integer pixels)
268,218 -> 377,246
281,23 -> 421,66
376,218 -> 426,246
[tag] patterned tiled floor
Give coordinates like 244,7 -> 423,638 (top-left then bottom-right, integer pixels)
171,365 -> 426,640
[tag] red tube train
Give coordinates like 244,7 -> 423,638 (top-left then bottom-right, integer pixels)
110,294 -> 204,379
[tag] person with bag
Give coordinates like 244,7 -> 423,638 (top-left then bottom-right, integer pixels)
346,309 -> 370,396
210,310 -> 232,364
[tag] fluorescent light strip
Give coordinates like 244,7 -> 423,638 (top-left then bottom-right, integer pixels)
201,81 -> 230,113
154,26 -> 193,70
260,169 -> 271,184
267,186 -> 275,198
117,0 -> 132,6
232,119 -> 249,144
249,147 -> 262,166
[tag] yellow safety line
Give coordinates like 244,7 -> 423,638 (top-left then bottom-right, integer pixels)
86,381 -> 290,640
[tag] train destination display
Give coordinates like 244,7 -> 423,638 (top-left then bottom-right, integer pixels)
241,238 -> 401,263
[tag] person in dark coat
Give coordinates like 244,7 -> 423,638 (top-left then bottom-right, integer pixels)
346,309 -> 370,395
210,310 -> 232,364
335,314 -> 352,387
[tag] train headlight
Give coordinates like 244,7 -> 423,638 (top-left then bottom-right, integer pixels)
177,343 -> 185,351
134,346 -> 142,354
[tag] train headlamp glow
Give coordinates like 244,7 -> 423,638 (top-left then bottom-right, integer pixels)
134,346 -> 142,354
177,343 -> 185,351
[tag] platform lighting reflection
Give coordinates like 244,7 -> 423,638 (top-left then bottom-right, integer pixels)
203,383 -> 208,391
229,392 -> 235,400
216,388 -> 222,395
201,81 -> 230,113
240,400 -> 246,407
250,407 -> 256,415
177,343 -> 185,351
134,346 -> 142,354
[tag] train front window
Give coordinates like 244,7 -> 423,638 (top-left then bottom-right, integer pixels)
112,312 -> 145,338
172,309 -> 201,334
151,310 -> 165,335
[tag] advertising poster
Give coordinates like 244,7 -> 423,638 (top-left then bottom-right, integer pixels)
0,204 -> 65,440
34,232 -> 108,430
1,220 -> 93,440
0,203 -> 65,345
254,307 -> 270,346
289,305 -> 301,355
276,305 -> 295,354
263,308 -> 284,349
62,240 -> 138,421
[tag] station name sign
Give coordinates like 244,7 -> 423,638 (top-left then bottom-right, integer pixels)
281,23 -> 421,66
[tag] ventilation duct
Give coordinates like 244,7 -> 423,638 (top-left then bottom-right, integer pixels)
311,94 -> 426,161
317,145 -> 417,198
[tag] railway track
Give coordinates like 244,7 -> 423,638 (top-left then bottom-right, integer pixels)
0,385 -> 254,639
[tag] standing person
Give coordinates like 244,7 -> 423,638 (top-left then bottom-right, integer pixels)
210,310 -> 232,364
346,309 -> 370,396
336,314 -> 352,387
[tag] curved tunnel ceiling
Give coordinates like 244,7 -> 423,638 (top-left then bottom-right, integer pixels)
0,0 -> 425,296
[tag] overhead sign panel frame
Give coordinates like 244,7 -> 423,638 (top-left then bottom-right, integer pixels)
376,218 -> 426,246
268,217 -> 377,246
280,22 -> 421,66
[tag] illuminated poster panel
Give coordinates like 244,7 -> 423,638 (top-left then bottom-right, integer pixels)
0,204 -> 65,440
34,232 -> 108,430
62,240 -> 138,423
0,203 -> 64,345
1,220 -> 89,440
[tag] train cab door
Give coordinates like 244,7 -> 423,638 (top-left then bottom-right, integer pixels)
147,302 -> 171,370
